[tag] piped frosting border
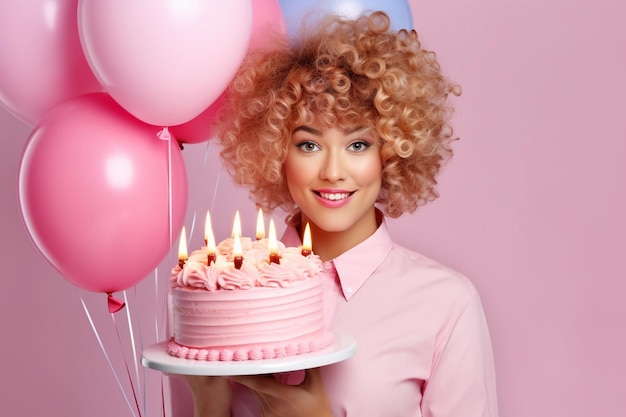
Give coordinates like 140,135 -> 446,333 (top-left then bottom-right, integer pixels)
166,332 -> 335,361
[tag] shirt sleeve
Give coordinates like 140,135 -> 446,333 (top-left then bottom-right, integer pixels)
421,291 -> 499,417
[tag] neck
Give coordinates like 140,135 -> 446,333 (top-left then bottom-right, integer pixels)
299,208 -> 379,262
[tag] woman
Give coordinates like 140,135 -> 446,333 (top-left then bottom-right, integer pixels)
175,11 -> 498,417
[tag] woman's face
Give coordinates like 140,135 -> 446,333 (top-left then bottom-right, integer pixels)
284,123 -> 383,239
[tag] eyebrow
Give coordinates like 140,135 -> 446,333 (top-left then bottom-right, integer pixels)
291,126 -> 368,136
292,126 -> 321,135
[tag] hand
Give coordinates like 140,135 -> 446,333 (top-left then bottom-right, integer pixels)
180,375 -> 232,417
229,368 -> 334,417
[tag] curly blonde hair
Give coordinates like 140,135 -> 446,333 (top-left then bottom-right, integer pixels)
216,11 -> 460,219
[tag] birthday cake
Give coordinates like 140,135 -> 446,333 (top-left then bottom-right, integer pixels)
167,231 -> 334,361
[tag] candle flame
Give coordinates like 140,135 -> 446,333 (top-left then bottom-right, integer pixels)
204,212 -> 216,265
178,226 -> 188,263
256,208 -> 265,240
233,232 -> 243,256
302,223 -> 312,256
268,219 -> 280,264
303,223 -> 312,250
268,219 -> 278,254
231,210 -> 244,269
204,210 -> 213,244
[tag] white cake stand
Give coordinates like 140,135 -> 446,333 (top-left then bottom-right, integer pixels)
141,332 -> 357,376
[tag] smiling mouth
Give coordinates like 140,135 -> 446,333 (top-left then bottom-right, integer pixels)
314,191 -> 354,201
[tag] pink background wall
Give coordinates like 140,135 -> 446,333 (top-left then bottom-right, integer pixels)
1,0 -> 625,416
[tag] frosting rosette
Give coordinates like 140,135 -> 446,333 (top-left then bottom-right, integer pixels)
281,247 -> 323,279
170,265 -> 182,284
214,258 -> 257,290
170,249 -> 215,289
180,260 -> 209,288
257,261 -> 298,287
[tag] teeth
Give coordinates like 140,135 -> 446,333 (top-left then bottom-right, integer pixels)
319,192 -> 350,201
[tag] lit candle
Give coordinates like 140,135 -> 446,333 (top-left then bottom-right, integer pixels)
256,208 -> 265,240
268,219 -> 280,264
232,212 -> 243,269
205,211 -> 216,265
301,222 -> 312,257
178,226 -> 188,268
233,232 -> 243,269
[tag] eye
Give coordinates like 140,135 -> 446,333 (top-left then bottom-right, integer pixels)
347,140 -> 372,152
295,140 -> 320,153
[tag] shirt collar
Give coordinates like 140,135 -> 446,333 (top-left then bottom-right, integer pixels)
281,212 -> 393,301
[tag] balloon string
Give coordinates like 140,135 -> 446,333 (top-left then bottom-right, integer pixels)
131,286 -> 148,415
155,270 -> 170,343
167,129 -> 173,252
111,311 -> 144,417
124,286 -> 147,410
155,268 -> 169,417
169,144 -> 173,250
160,374 -> 167,417
159,126 -> 173,415
154,271 -> 161,342
80,298 -> 139,417
188,212 -> 198,247
204,140 -> 221,214
156,127 -> 174,252
123,290 -> 142,400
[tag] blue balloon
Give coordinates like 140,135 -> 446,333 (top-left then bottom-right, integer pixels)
278,0 -> 413,39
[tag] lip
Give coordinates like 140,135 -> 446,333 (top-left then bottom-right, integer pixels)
312,188 -> 355,208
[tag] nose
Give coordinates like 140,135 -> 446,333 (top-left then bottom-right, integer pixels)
320,149 -> 345,182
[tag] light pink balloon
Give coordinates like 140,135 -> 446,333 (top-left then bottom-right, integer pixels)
170,0 -> 286,143
78,0 -> 253,127
0,0 -> 102,126
18,93 -> 188,293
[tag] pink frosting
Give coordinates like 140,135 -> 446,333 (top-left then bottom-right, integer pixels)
280,247 -> 322,279
257,262 -> 298,288
166,332 -> 335,361
214,260 -> 257,290
170,237 -> 322,291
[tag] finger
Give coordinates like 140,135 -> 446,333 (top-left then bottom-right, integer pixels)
229,375 -> 282,396
245,385 -> 272,412
302,367 -> 323,388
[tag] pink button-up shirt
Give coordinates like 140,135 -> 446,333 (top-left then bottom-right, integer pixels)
170,217 -> 498,417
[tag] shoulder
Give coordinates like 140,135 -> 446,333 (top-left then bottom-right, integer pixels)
381,242 -> 480,309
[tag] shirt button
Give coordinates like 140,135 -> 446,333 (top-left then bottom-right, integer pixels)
346,286 -> 353,294
323,262 -> 333,271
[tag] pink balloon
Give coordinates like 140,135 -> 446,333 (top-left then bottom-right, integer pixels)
0,0 -> 102,126
18,93 -> 188,293
170,0 -> 286,144
78,0 -> 253,127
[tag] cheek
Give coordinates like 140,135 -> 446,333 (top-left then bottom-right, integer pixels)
284,159 -> 309,190
353,158 -> 383,186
